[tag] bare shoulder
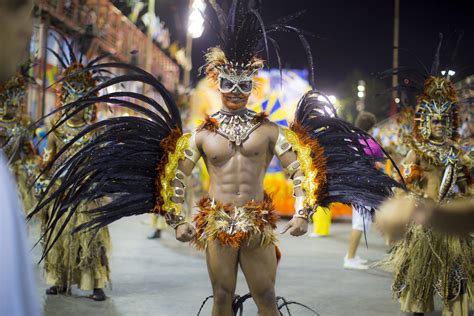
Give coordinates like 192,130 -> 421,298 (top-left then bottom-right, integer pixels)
258,120 -> 280,143
193,128 -> 206,148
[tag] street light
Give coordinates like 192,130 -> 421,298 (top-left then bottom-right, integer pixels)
183,0 -> 206,87
356,80 -> 365,112
188,0 -> 205,38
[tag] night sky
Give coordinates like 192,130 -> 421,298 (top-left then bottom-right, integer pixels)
177,0 -> 474,90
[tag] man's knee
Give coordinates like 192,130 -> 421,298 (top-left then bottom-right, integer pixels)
253,288 -> 277,307
213,287 -> 234,305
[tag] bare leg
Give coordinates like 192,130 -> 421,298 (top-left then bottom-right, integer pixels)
240,235 -> 279,316
206,240 -> 239,316
347,229 -> 362,258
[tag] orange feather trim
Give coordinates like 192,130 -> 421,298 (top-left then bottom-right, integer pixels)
289,122 -> 328,205
254,111 -> 269,123
198,111 -> 268,133
402,164 -> 423,185
192,195 -> 279,250
198,115 -> 219,132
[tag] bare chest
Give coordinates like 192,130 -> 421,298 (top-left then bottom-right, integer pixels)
201,128 -> 272,165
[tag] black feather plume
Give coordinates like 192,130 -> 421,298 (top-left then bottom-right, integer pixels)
293,90 -> 405,216
29,63 -> 182,259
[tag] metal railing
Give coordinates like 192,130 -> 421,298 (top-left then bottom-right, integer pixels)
36,0 -> 180,91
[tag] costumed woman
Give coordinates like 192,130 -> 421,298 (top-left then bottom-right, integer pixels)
31,1 -> 402,314
38,40 -> 111,301
0,64 -> 41,213
377,34 -> 472,316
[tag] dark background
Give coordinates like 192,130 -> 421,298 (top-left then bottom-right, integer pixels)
115,0 -> 473,119
184,0 -> 473,87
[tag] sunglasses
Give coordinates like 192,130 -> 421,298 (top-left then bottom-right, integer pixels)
218,76 -> 253,95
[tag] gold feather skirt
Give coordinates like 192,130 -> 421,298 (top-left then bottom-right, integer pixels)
42,191 -> 111,291
192,196 -> 279,250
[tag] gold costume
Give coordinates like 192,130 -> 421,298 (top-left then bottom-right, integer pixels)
381,73 -> 473,315
0,70 -> 40,212
42,119 -> 111,291
41,59 -> 111,292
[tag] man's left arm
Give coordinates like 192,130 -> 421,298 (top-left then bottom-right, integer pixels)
270,125 -> 310,236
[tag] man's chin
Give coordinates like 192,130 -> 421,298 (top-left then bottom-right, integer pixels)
225,103 -> 247,111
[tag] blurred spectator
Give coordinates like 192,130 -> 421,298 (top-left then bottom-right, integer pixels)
0,0 -> 33,81
344,111 -> 381,270
0,152 -> 40,316
1,1 -> 40,315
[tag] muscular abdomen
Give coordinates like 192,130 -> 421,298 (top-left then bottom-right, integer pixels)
201,129 -> 274,206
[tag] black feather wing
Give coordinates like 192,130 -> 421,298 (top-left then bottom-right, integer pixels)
29,63 -> 182,259
293,90 -> 404,212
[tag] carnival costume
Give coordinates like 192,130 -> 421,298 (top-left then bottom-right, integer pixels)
0,64 -> 40,212
380,34 -> 473,315
31,1 -> 402,313
38,39 -> 111,298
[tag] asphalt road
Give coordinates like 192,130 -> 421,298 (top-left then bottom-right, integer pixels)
31,215 -> 449,316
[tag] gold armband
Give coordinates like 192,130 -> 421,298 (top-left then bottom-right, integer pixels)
285,160 -> 301,179
183,131 -> 200,164
292,175 -> 305,195
164,212 -> 187,229
274,126 -> 292,157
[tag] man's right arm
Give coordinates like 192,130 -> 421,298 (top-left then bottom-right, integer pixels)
164,130 -> 202,241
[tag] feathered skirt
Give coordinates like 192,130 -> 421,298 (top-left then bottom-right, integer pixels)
380,224 -> 473,312
191,195 -> 279,251
42,194 -> 112,291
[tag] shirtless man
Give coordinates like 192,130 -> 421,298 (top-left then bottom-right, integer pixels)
170,71 -> 309,316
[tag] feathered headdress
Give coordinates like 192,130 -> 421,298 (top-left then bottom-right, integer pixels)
380,33 -> 467,141
201,0 -> 314,89
49,34 -> 111,122
0,62 -> 36,122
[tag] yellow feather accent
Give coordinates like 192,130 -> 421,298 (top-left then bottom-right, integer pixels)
159,132 -> 192,214
283,128 -> 319,208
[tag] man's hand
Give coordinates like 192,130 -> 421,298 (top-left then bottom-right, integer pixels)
375,194 -> 419,245
280,217 -> 308,236
175,222 -> 196,242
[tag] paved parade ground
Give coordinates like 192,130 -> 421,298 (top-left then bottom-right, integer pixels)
32,216 -> 448,316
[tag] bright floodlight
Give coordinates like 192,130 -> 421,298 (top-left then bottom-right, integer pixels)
357,91 -> 365,98
188,0 -> 205,38
357,84 -> 365,92
328,95 -> 336,104
441,70 -> 455,76
394,97 -> 400,104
